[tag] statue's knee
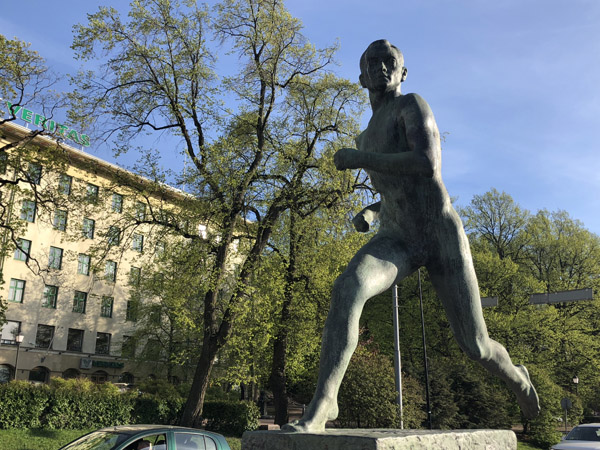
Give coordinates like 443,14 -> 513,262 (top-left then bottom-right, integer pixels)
463,338 -> 492,362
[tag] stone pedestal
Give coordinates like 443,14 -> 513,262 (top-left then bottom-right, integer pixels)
242,428 -> 517,450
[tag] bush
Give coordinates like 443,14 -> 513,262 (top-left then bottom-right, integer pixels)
337,343 -> 401,428
202,400 -> 259,436
44,378 -> 133,430
526,366 -> 563,449
0,381 -> 50,428
132,394 -> 183,425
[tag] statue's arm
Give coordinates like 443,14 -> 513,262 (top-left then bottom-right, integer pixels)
352,201 -> 381,232
334,94 -> 438,177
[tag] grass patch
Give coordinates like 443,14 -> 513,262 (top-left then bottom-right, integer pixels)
0,428 -> 94,450
517,440 -> 544,450
0,429 -> 241,450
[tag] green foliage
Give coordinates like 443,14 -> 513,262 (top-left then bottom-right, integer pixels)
44,378 -> 132,430
0,381 -> 50,429
0,379 -> 132,430
202,400 -> 259,437
132,394 -> 183,425
0,428 -> 95,450
526,367 -> 563,449
136,378 -> 181,399
70,0 -> 367,426
0,378 -> 185,430
337,341 -> 405,428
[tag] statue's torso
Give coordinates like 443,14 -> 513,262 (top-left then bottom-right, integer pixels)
357,95 -> 457,241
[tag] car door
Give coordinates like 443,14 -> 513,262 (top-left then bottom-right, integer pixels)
121,433 -> 169,450
173,432 -> 218,450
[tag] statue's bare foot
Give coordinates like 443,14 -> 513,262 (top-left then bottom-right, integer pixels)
515,365 -> 540,419
281,400 -> 339,432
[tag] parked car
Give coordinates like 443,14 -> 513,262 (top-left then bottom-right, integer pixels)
59,424 -> 231,450
551,423 -> 600,450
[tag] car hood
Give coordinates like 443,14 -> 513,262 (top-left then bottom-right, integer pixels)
553,440 -> 600,450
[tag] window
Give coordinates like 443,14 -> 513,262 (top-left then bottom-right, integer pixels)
77,254 -> 91,275
20,200 -> 36,222
35,324 -> 55,349
0,152 -> 8,174
105,261 -> 117,282
130,267 -> 141,286
14,238 -> 31,261
72,291 -> 87,313
8,279 -> 25,303
29,366 -> 49,383
95,332 -> 111,355
135,202 -> 146,221
176,433 -> 217,450
53,209 -> 68,231
132,233 -> 144,252
66,328 -> 84,352
155,241 -> 165,256
48,246 -> 63,270
86,183 -> 99,202
100,296 -> 113,318
27,162 -> 42,185
122,335 -> 136,359
0,320 -> 21,345
58,174 -> 72,195
107,226 -> 120,246
82,218 -> 95,239
42,285 -> 58,309
126,300 -> 138,322
111,193 -> 123,213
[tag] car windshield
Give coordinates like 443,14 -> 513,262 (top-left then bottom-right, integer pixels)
566,426 -> 600,441
61,431 -> 131,450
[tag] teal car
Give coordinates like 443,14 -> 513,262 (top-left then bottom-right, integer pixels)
59,424 -> 231,450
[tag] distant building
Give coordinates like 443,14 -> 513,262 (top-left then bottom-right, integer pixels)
0,121 -> 195,385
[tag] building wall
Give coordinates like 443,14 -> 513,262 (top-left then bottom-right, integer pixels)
0,122 -> 191,384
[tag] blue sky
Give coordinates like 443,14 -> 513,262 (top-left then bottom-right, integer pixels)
2,0 -> 600,233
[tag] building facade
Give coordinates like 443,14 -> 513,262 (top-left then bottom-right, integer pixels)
0,121 -> 193,385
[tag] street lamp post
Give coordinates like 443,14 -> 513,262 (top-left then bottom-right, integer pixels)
14,334 -> 24,381
573,375 -> 579,395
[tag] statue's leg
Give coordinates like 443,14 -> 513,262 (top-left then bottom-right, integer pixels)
428,242 -> 540,419
283,235 -> 414,432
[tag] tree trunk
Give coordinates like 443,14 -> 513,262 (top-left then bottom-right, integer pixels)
269,210 -> 299,426
180,337 -> 217,427
270,329 -> 289,425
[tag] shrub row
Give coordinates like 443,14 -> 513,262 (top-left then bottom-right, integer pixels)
203,400 -> 259,436
0,379 -> 258,436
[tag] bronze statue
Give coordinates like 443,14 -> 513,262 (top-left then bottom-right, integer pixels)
284,39 -> 539,432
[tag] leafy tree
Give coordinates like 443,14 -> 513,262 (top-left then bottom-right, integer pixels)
69,0 -> 365,426
461,188 -> 530,261
337,339 -> 402,428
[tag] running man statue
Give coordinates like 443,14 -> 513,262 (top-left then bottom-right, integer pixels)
284,39 -> 540,432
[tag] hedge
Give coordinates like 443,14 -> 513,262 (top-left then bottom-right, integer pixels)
0,379 -> 259,435
203,400 -> 259,436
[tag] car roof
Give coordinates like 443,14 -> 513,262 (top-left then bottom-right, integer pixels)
575,423 -> 600,427
96,424 -> 226,440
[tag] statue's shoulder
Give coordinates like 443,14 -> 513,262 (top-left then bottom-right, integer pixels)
399,93 -> 431,110
397,93 -> 435,121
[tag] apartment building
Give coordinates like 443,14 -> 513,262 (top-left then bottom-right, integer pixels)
0,121 -> 195,385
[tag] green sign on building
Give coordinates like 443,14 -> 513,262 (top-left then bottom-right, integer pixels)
6,101 -> 91,147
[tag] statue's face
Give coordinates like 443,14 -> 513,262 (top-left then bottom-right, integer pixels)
361,44 -> 405,93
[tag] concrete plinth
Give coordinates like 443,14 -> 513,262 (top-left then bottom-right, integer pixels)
242,428 -> 517,450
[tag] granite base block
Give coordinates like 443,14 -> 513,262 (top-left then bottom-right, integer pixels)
242,428 -> 517,450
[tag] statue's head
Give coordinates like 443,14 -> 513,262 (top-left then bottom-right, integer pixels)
359,40 -> 407,92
